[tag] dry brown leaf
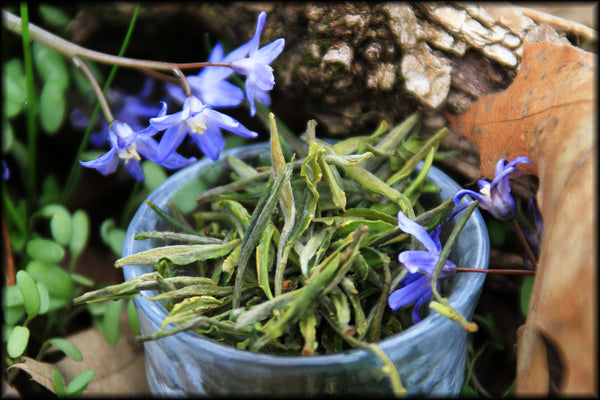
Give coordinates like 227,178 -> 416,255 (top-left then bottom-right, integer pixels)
9,320 -> 148,396
447,40 -> 597,395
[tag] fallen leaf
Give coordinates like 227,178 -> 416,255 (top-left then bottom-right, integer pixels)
447,39 -> 597,396
9,316 -> 148,396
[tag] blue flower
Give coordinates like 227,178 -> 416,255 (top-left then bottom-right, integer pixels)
388,211 -> 457,324
80,120 -> 197,181
2,160 -> 9,181
452,156 -> 532,221
165,42 -> 245,109
229,11 -> 285,116
149,95 -> 258,162
71,78 -> 162,147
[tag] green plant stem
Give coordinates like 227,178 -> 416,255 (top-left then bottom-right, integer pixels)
19,3 -> 37,210
431,201 -> 479,298
428,201 -> 479,332
510,217 -> 538,269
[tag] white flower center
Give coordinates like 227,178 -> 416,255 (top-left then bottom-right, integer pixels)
118,145 -> 141,162
480,185 -> 491,198
186,112 -> 207,135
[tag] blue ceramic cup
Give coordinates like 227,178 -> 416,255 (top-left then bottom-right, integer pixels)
122,142 -> 489,396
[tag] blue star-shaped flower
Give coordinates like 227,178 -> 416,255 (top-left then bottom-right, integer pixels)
388,211 -> 457,324
229,11 -> 285,116
149,95 -> 258,162
80,120 -> 196,181
452,156 -> 532,221
165,42 -> 245,109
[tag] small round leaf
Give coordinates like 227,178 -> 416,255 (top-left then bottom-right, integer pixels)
3,59 -> 27,118
7,325 -> 30,358
33,42 -> 69,90
38,5 -> 72,30
46,338 -> 83,362
37,282 -> 50,314
102,300 -> 123,345
65,369 -> 95,397
16,270 -> 40,319
26,261 -> 74,300
26,238 -> 65,264
40,82 -> 66,135
69,210 -> 90,260
141,160 -> 167,192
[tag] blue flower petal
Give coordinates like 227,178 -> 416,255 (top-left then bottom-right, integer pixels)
398,250 -> 438,274
397,211 -> 440,255
388,274 -> 432,311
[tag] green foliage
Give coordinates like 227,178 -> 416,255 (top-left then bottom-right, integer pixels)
3,59 -> 27,119
39,81 -> 67,134
44,338 -> 83,362
65,369 -> 95,397
142,160 -> 168,192
7,325 -> 30,358
100,219 -> 126,256
26,238 -> 65,264
52,369 -> 66,398
38,4 -> 72,30
102,300 -> 123,345
16,270 -> 41,321
127,299 -> 141,335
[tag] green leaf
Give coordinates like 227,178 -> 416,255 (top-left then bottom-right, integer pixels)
40,174 -> 62,205
39,81 -> 66,134
38,204 -> 72,246
3,119 -> 14,152
46,338 -> 83,362
52,369 -> 65,398
7,325 -> 30,358
171,180 -> 208,215
37,282 -> 50,314
16,270 -> 40,319
115,239 -> 241,267
69,209 -> 90,261
3,59 -> 27,118
38,4 -> 72,30
65,369 -> 95,397
33,42 -> 69,90
100,219 -> 126,256
163,296 -> 223,327
127,299 -> 140,335
3,284 -> 24,308
102,300 -> 122,345
26,260 -> 75,300
4,307 -> 26,326
26,238 -> 65,263
141,160 -> 168,192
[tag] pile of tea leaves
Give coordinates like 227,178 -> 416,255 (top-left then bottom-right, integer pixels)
75,112 -> 459,359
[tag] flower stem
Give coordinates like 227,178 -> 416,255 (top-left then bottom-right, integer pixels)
71,56 -> 114,123
61,3 -> 140,202
455,267 -> 535,275
510,217 -> 538,269
2,9 -> 233,74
